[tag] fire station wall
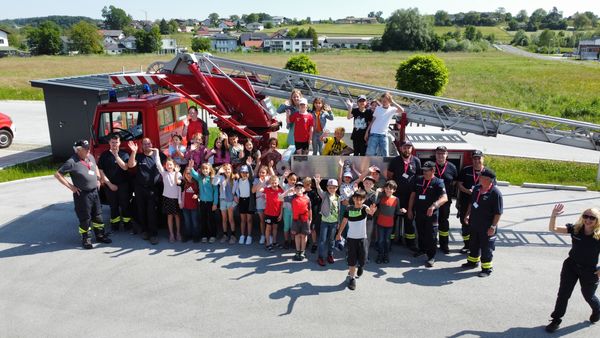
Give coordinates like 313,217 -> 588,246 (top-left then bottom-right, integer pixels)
41,87 -> 99,159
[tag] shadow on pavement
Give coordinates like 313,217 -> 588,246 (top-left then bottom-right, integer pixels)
386,266 -> 474,287
269,281 -> 347,316
447,321 -> 591,338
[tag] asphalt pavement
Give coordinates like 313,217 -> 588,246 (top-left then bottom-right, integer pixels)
1,177 -> 599,337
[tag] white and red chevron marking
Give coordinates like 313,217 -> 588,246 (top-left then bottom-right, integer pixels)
109,73 -> 166,87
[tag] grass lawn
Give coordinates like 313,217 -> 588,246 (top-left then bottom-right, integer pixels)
0,156 -> 61,183
263,23 -> 385,36
432,26 -> 513,43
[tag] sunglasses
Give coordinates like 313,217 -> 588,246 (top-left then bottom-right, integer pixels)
582,214 -> 597,221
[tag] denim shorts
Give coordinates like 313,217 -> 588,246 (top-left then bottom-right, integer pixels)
219,200 -> 236,211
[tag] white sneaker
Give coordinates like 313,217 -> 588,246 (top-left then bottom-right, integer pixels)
220,235 -> 228,243
228,236 -> 236,244
209,237 -> 216,243
245,236 -> 253,245
238,235 -> 246,244
259,235 -> 265,245
201,237 -> 208,243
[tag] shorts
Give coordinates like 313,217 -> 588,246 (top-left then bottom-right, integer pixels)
219,200 -> 235,211
291,220 -> 311,235
346,238 -> 366,267
255,197 -> 266,211
264,215 -> 279,226
238,197 -> 251,214
162,197 -> 180,215
283,208 -> 293,232
295,141 -> 309,151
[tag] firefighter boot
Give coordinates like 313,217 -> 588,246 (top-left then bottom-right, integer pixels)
81,231 -> 93,249
460,239 -> 470,254
93,227 -> 113,244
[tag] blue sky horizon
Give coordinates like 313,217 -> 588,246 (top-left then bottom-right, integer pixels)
1,0 -> 599,21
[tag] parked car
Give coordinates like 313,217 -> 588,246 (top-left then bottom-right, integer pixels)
0,112 -> 15,148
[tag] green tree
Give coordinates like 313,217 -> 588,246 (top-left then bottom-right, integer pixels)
380,8 -> 433,51
573,13 -> 592,30
26,21 -> 62,55
511,29 -> 529,46
168,19 -> 179,34
284,54 -> 318,74
229,15 -> 240,22
464,26 -> 477,40
307,27 -> 318,48
69,20 -> 103,54
516,10 -> 528,23
529,8 -> 547,25
101,5 -> 132,30
208,13 -> 219,27
434,10 -> 451,26
538,29 -> 556,48
463,11 -> 481,25
191,37 -> 211,52
508,19 -> 519,31
244,13 -> 259,23
159,19 -> 170,34
135,26 -> 161,53
264,22 -> 273,29
395,54 -> 449,96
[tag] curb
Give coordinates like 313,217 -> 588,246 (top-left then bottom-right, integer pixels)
0,174 -> 55,187
521,182 -> 587,191
496,180 -> 510,187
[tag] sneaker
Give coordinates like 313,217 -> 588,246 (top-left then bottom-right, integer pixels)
461,261 -> 479,269
82,237 -> 93,249
150,236 -> 159,245
375,256 -> 383,264
478,269 -> 492,277
327,255 -> 335,264
357,266 -> 364,277
245,236 -> 253,245
348,277 -> 356,290
590,311 -> 600,323
266,244 -> 274,252
317,257 -> 326,266
95,235 -> 112,244
201,237 -> 208,243
238,235 -> 246,245
259,235 -> 265,245
413,250 -> 425,258
383,256 -> 390,264
209,237 -> 216,243
220,235 -> 228,243
459,246 -> 470,254
440,246 -> 450,254
545,319 -> 561,333
293,252 -> 302,261
229,236 -> 237,244
425,258 -> 435,268
310,244 -> 317,253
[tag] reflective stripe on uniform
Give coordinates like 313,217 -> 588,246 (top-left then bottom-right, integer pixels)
92,222 -> 104,229
122,217 -> 132,223
482,262 -> 493,269
467,255 -> 480,263
79,227 -> 89,234
463,234 -> 470,241
405,233 -> 416,239
110,216 -> 121,224
439,231 -> 449,237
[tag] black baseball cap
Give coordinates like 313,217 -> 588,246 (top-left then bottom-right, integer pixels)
480,168 -> 496,179
401,140 -> 413,147
295,182 -> 304,187
472,150 -> 484,158
435,145 -> 448,152
73,139 -> 90,149
363,176 -> 376,183
422,161 -> 435,170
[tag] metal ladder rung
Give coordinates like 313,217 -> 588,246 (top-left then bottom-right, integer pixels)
172,84 -> 184,87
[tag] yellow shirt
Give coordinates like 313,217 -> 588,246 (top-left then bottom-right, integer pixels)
322,137 -> 347,155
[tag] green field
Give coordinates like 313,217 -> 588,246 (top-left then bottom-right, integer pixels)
263,23 -> 385,36
432,26 -> 514,43
2,50 -> 600,123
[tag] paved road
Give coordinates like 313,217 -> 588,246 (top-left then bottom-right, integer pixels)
495,44 -> 577,63
1,177 -> 599,337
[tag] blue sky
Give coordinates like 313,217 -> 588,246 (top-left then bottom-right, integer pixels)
1,0 -> 598,21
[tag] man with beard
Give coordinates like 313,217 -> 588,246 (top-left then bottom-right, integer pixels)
387,140 -> 421,251
432,146 -> 458,254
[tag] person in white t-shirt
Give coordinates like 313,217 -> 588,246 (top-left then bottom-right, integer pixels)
365,92 -> 404,156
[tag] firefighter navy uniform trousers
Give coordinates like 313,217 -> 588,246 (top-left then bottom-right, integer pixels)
412,176 -> 446,260
98,149 -> 133,230
466,184 -> 503,271
550,223 -> 600,321
457,165 -> 484,249
58,154 -> 105,238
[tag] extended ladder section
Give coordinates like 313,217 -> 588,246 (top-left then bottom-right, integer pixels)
194,53 -> 600,151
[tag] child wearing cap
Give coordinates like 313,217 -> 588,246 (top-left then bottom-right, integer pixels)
375,180 -> 406,264
338,160 -> 359,235
234,164 -> 254,245
288,97 -> 314,155
320,127 -> 354,156
336,190 -> 376,290
345,95 -> 373,156
280,180 -> 312,261
314,174 -> 340,266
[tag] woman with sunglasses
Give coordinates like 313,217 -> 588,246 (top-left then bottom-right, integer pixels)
545,203 -> 600,333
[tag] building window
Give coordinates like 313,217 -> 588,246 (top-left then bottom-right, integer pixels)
0,39 -> 4,44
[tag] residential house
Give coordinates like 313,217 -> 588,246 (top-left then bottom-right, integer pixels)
0,28 -> 8,47
104,43 -> 123,55
242,40 -> 263,52
59,36 -> 73,55
218,20 -> 235,30
120,36 -> 136,52
179,26 -> 195,33
99,30 -> 125,44
246,22 -> 265,31
210,34 -> 238,52
577,38 -> 600,60
0,28 -> 18,56
263,32 -> 312,52
321,36 -> 373,49
263,16 -> 285,26
160,38 -> 178,54
239,32 -> 268,45
200,18 -> 212,26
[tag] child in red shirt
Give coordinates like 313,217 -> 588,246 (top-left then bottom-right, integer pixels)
287,182 -> 312,260
262,175 -> 284,251
288,98 -> 314,155
181,166 -> 199,242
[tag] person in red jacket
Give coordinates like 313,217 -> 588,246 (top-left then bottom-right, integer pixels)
288,98 -> 314,155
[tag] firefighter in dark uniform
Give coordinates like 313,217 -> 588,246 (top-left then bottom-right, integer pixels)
432,146 -> 458,254
545,203 -> 600,333
127,138 -> 166,245
407,161 -> 447,267
460,168 -> 502,277
98,134 -> 133,232
387,140 -> 421,251
54,139 -> 112,249
457,150 -> 486,254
